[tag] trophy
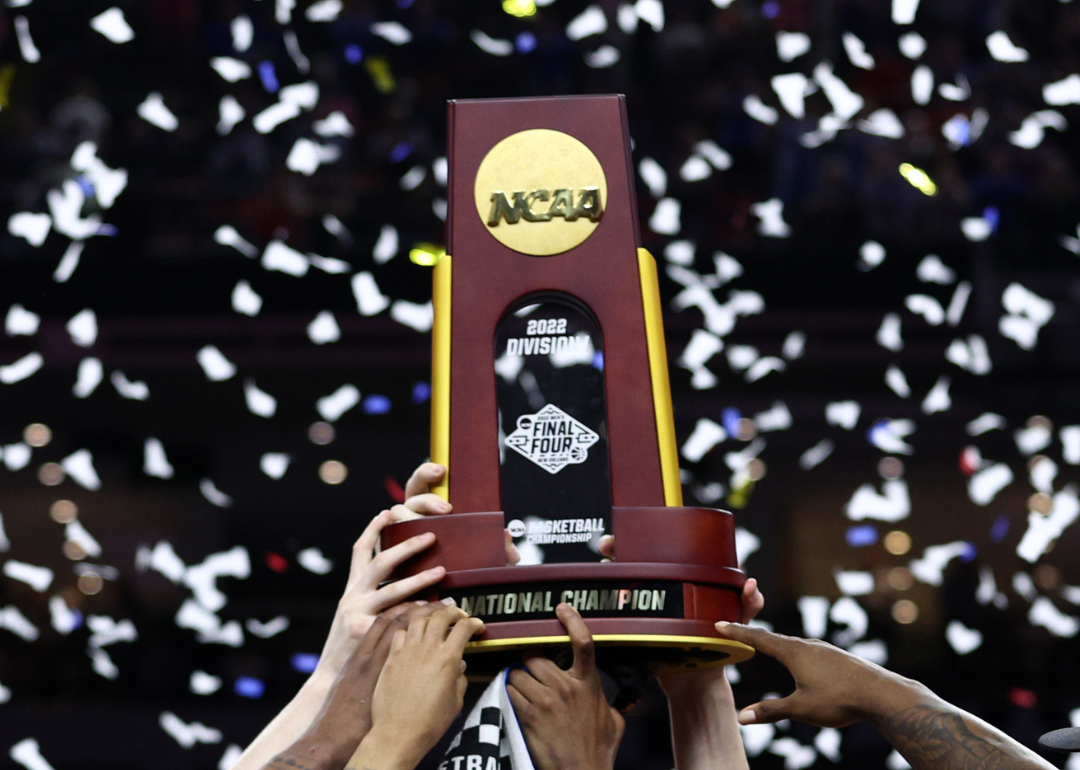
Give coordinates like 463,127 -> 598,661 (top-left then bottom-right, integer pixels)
382,95 -> 752,688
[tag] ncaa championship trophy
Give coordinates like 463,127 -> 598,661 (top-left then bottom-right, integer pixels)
382,95 -> 753,698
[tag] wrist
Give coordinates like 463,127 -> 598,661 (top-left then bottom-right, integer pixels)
862,673 -> 936,727
348,725 -> 424,770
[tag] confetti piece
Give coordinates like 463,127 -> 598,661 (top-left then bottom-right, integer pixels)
968,463 -> 1013,505
1063,426 -> 1080,464
799,439 -> 833,470
681,419 -> 727,462
137,93 -> 179,131
745,356 -> 785,382
741,723 -> 775,757
306,0 -> 342,22
286,138 -> 341,176
13,15 -> 41,63
144,438 -> 174,479
259,453 -> 290,479
1017,487 -> 1079,563
65,520 -> 101,558
0,513 -> 8,552
8,211 -> 51,247
199,479 -> 233,508
244,380 -> 277,418
904,294 -> 945,326
695,140 -> 732,171
750,198 -> 790,237
743,95 -> 779,125
471,30 -> 514,56
49,595 -> 80,634
967,413 -> 1005,436
769,736 -> 817,769
813,63 -> 863,120
232,281 -> 263,316
830,596 -> 868,647
246,616 -> 289,638
89,8 -> 134,43
9,739 -> 53,770
61,449 -> 100,490
87,615 -> 136,648
185,546 -> 250,612
835,570 -> 874,596
190,671 -> 222,695
734,528 -> 760,566
776,31 -> 811,62
727,344 -> 759,371
1029,597 -> 1079,637
306,311 -> 340,345
637,158 -> 667,198
938,75 -> 971,102
911,65 -> 933,105
0,352 -> 43,384
399,165 -> 426,190
910,541 -> 972,586
892,0 -> 920,24
262,240 -> 309,276
0,605 -> 39,641
216,96 -> 245,135
869,418 -> 915,454
71,142 -> 127,208
771,73 -> 809,118
946,336 -> 991,375
371,21 -> 412,45
825,401 -> 860,430
845,479 -> 910,522
1043,74 -> 1080,106
73,357 -> 103,398
649,198 -> 681,235
564,3 -> 608,40
312,112 -> 354,140
66,308 -> 98,347
755,402 -> 792,432
887,750 -> 912,770
214,225 -> 257,257
230,14 -> 253,51
798,596 -> 829,638
297,547 -> 333,574
961,218 -> 992,242
160,712 -> 223,749
1030,457 -> 1057,494
352,272 -> 391,315
1009,110 -> 1067,149
390,300 -> 433,332
916,255 -> 955,285
842,32 -> 874,69
664,241 -> 695,266
782,331 -> 804,359
3,561 -> 53,592
196,346 -> 236,382
876,313 -> 903,351
142,541 -> 186,583
253,101 -> 301,134
2,442 -> 30,470
111,371 -> 149,401
944,619 -> 982,655
316,384 -> 360,422
885,365 -> 911,397
47,180 -> 101,240
921,375 -> 951,414
850,640 -> 888,665
858,241 -> 886,271
814,729 -> 842,763
858,109 -> 904,138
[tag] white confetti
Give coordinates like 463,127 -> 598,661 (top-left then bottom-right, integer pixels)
253,101 -> 302,134
316,384 -> 360,422
214,225 -> 257,257
111,371 -> 149,401
1031,457 -> 1058,494
869,419 -> 915,454
845,479 -> 910,522
0,352 -> 43,384
665,241 -> 695,266
876,313 -> 903,351
859,240 -> 886,270
910,541 -> 970,586
681,419 -> 727,462
946,336 -> 991,375
825,400 -> 860,430
313,111 -> 354,138
352,272 -> 391,316
680,329 -> 723,371
2,442 -> 30,471
309,255 -> 352,276
62,449 -> 101,490
814,62 -> 863,121
246,616 -> 290,638
814,729 -> 842,763
49,595 -> 79,635
219,745 -> 243,770
0,513 -> 8,552
1029,597 -> 1079,638
71,142 -> 127,208
8,211 -> 51,246
262,240 -> 309,276
851,639 -> 888,665
371,21 -> 412,45
297,547 -> 333,575
945,619 -> 982,654
9,739 -> 53,770
391,300 -> 433,332
769,737 -> 817,770
305,0 -> 342,21
243,380 -> 277,418
87,615 -> 136,648
745,357 -> 785,383
230,14 -> 253,51
835,570 -> 874,596
885,365 -> 911,397
755,402 -> 792,432
734,527 -> 760,567
199,479 -> 233,508
275,0 -> 295,23
830,596 -> 868,648
782,331 -> 805,359
51,240 -> 83,284
776,31 -> 811,62
772,73 -> 809,118
73,357 -> 103,398
65,519 -> 101,558
911,65 -> 934,105
743,95 -> 779,125
638,158 -> 667,198
921,375 -> 951,414
679,154 -> 712,182
858,109 -> 904,138
306,311 -> 340,345
727,344 -> 759,371
946,281 -> 972,327
799,439 -> 833,470
967,413 -> 1006,436
1017,487 -> 1080,563
887,750 -> 912,770
898,31 -> 926,59
566,4 -> 607,39
892,0 -> 920,24
196,346 -> 236,382
798,596 -> 830,638
286,138 -> 340,176
47,180 -> 101,240
969,463 -> 1013,505
842,32 -> 874,69
232,280 -> 263,316
695,140 -> 732,170
160,712 -> 223,749
904,294 -> 945,326
14,15 -> 41,63
916,255 -> 955,285
634,0 -> 664,30
137,92 -> 179,131
144,437 -> 174,479
750,198 -> 790,237
260,453 -> 291,479
742,723 -> 776,757
0,605 -> 39,641
216,96 -> 245,135
649,198 -> 681,235
399,164 -> 426,190
3,561 -> 53,592
938,75 -> 971,102
471,29 -> 513,56
1043,74 -> 1080,106
89,7 -> 135,43
1014,571 -> 1038,602
190,671 -> 222,695
185,546 -> 250,612
66,308 -> 98,347
1063,426 -> 1080,464
985,30 -> 1029,63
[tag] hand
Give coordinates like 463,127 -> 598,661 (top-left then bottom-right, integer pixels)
347,605 -> 485,770
315,511 -> 445,682
507,604 -> 626,770
278,602 -> 442,769
713,622 -> 923,728
390,462 -> 520,566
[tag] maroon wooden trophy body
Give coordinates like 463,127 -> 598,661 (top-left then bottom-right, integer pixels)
382,95 -> 752,674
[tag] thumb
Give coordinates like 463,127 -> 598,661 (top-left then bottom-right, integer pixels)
738,693 -> 799,725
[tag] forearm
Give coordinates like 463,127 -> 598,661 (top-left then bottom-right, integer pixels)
345,727 -> 425,770
230,671 -> 335,770
870,683 -> 1055,770
664,671 -> 750,770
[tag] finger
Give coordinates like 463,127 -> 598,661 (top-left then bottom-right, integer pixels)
389,504 -> 423,523
403,493 -> 452,516
406,611 -> 432,644
556,603 -> 597,679
390,627 -> 407,653
445,616 -> 485,654
359,532 -> 437,592
504,530 -> 521,566
455,671 -> 468,704
714,621 -> 793,661
359,601 -> 438,654
598,534 -> 615,559
506,683 -> 533,717
737,694 -> 799,725
345,511 -> 392,591
507,667 -> 546,703
424,605 -> 467,643
369,566 -> 445,611
404,462 -> 446,498
518,654 -> 563,686
740,578 -> 766,624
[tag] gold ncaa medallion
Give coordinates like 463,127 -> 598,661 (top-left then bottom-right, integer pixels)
474,129 -> 608,256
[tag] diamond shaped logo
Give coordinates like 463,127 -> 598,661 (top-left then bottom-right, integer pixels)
505,404 -> 599,474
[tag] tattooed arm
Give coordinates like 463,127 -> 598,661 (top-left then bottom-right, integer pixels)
714,622 -> 1055,770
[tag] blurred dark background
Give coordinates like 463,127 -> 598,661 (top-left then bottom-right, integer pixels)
1,0 -> 1079,767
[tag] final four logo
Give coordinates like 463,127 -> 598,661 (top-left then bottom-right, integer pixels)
505,404 -> 599,474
